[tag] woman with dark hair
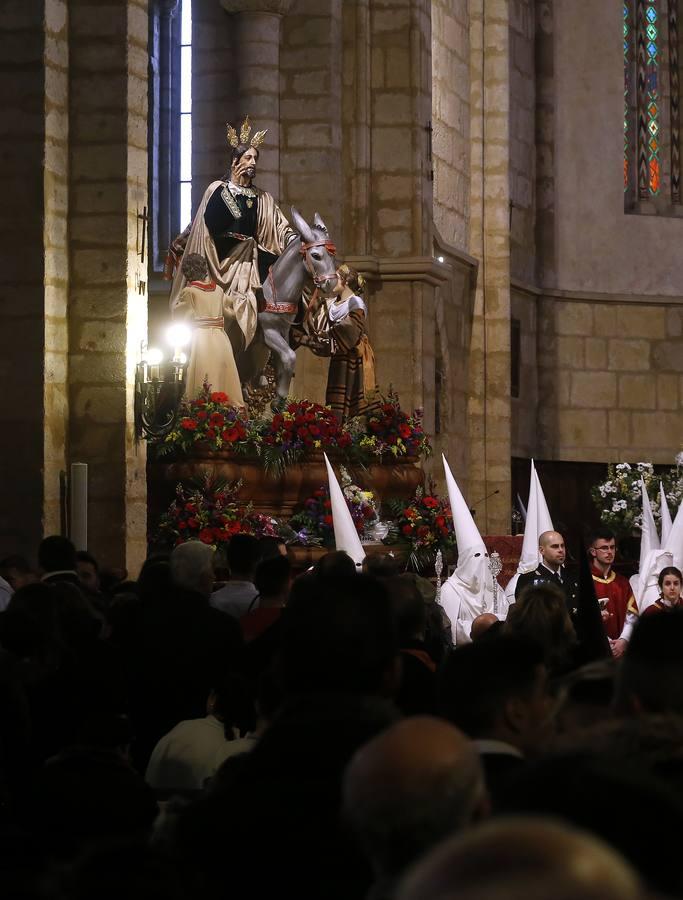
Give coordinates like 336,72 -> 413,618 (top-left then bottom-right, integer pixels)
504,582 -> 579,675
173,252 -> 243,403
641,566 -> 683,617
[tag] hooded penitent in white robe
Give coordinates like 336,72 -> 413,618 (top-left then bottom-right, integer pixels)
505,461 -> 554,607
439,455 -> 501,645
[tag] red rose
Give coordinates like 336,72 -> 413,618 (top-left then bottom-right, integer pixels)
196,411 -> 208,421
178,521 -> 187,530
222,427 -> 240,442
423,496 -> 439,509
206,427 -> 216,440
210,391 -> 229,403
402,524 -> 413,536
199,528 -> 214,544
417,525 -> 430,537
210,412 -> 225,427
180,418 -> 197,430
399,424 -> 412,439
187,517 -> 199,529
185,503 -> 196,513
309,425 -> 320,437
435,515 -> 446,528
324,499 -> 332,509
228,520 -> 241,535
323,515 -> 333,526
214,529 -> 230,542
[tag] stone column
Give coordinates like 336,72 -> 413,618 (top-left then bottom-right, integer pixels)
68,0 -> 149,573
220,0 -> 293,200
0,0 -> 69,555
467,0 -> 512,534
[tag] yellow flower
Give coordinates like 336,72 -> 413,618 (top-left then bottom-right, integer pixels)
314,440 -> 321,449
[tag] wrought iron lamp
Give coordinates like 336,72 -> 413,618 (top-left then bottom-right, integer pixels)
134,340 -> 189,440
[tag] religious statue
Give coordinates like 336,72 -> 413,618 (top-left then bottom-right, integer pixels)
168,116 -> 297,364
172,253 -> 243,405
301,263 -> 377,422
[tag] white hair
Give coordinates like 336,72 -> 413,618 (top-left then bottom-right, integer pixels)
169,541 -> 215,593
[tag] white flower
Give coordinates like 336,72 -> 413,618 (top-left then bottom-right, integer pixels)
676,451 -> 683,467
616,463 -> 631,472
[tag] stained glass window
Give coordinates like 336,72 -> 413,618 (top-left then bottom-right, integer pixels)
626,0 -> 682,206
637,0 -> 661,196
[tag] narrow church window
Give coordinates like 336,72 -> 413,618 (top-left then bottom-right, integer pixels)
669,0 -> 681,200
624,0 -> 681,209
179,0 -> 193,228
637,0 -> 661,196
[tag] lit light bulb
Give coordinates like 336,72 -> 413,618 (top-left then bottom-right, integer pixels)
146,348 -> 163,365
166,323 -> 192,348
437,255 -> 444,263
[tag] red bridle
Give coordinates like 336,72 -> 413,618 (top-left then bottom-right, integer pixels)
264,238 -> 337,315
299,239 -> 338,287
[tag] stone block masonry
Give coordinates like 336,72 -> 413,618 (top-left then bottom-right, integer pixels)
537,297 -> 683,465
68,0 -> 148,573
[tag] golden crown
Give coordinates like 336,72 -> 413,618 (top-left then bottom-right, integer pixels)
226,115 -> 267,150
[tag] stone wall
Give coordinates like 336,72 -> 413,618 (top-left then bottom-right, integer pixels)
537,296 -> 683,464
432,0 -> 470,250
68,0 -> 148,573
44,1 -> 70,538
547,0 -> 683,297
0,1 -> 69,555
508,0 -> 535,285
510,287 -> 538,459
467,0 -> 511,533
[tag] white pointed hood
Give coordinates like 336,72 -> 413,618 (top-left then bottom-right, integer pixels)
440,455 -> 495,644
631,479 -> 668,611
663,495 -> 683,571
505,461 -> 555,601
324,453 -> 365,567
660,482 -> 673,545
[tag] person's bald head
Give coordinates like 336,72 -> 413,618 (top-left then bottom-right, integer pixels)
397,817 -> 641,900
539,531 -> 565,570
470,614 -> 500,642
343,717 -> 486,879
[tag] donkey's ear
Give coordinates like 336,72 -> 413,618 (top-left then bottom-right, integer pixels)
290,207 -> 315,244
313,212 -> 328,233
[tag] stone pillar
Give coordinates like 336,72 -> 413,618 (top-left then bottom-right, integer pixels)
0,0 -> 69,556
68,0 -> 149,573
339,0 -> 438,427
467,0 -> 512,534
281,0 -> 344,402
220,0 -> 293,200
193,0 -> 292,206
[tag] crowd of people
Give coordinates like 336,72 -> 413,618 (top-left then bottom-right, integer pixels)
0,529 -> 682,899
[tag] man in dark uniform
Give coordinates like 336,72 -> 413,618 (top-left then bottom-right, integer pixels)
515,530 -> 579,617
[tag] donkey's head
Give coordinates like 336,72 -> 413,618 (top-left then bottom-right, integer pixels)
291,207 -> 338,294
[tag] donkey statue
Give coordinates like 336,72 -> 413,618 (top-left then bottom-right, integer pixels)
238,208 -> 337,409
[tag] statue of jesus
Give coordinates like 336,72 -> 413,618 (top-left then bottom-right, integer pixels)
168,117 -> 296,357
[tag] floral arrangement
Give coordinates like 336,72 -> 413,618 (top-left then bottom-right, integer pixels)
591,461 -> 683,537
157,476 -> 279,548
260,399 -> 352,473
386,484 -> 454,570
159,382 -> 257,456
353,389 -> 431,461
289,471 -> 378,547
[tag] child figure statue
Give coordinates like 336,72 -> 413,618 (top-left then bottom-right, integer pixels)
173,253 -> 244,405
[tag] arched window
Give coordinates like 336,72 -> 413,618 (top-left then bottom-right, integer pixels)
624,0 -> 681,210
